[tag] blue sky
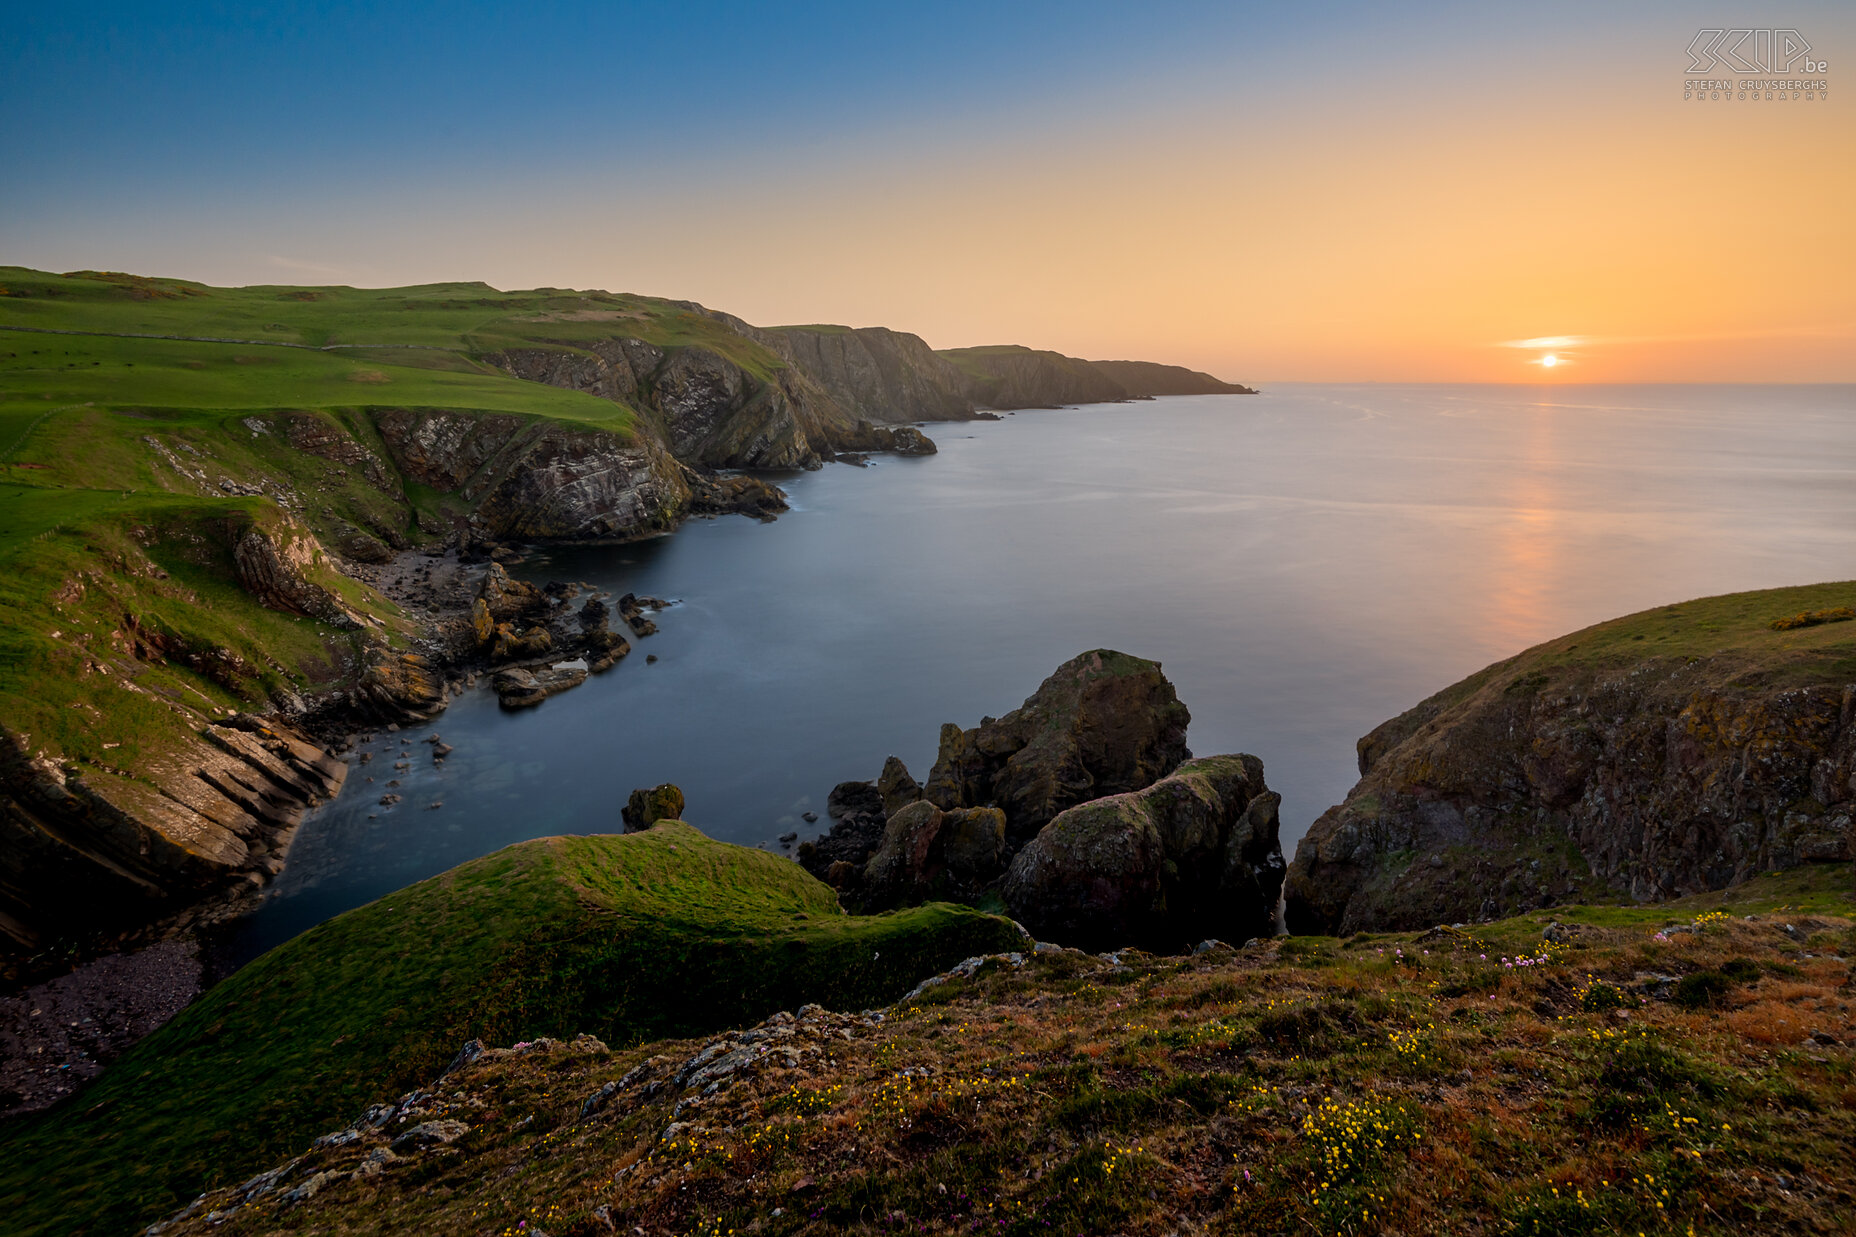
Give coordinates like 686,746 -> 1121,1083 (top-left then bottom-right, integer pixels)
3,2 -> 1850,380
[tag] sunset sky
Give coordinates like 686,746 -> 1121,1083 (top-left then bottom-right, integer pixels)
5,1 -> 1851,382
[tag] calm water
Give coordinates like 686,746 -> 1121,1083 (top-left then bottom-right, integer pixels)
229,383 -> 1856,959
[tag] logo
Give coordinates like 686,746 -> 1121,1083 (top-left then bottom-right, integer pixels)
1682,28 -> 1829,101
1685,29 -> 1823,74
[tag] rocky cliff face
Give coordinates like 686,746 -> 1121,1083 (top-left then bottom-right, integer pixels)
229,515 -> 366,630
940,346 -> 1130,409
1086,359 -> 1256,396
493,320 -> 1256,473
0,714 -> 344,956
1284,590 -> 1856,934
492,340 -> 868,471
372,408 -> 691,539
747,324 -> 978,423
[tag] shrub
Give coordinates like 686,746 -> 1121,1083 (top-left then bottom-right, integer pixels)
1672,971 -> 1734,1010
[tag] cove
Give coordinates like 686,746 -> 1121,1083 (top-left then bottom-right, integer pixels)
228,382 -> 1856,960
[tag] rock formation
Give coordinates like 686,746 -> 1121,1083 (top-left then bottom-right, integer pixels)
373,408 -> 691,542
877,755 -> 925,817
923,648 -> 1193,847
230,515 -> 365,630
0,715 -> 345,958
491,664 -> 586,709
1001,755 -> 1283,951
622,784 -> 686,832
861,802 -> 1009,910
578,597 -> 631,672
349,651 -> 447,723
799,651 -> 1283,950
1284,589 -> 1856,934
683,468 -> 790,519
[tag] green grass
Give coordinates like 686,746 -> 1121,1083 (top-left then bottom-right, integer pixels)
0,333 -> 635,429
0,822 -> 1026,1237
0,265 -> 792,402
0,485 -> 396,772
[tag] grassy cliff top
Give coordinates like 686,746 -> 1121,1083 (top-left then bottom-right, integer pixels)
143,865 -> 1856,1237
0,822 -> 1027,1236
0,266 -> 800,431
1416,580 -> 1856,715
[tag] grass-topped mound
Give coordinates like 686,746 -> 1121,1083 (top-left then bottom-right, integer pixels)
0,823 -> 1027,1236
143,865 -> 1855,1237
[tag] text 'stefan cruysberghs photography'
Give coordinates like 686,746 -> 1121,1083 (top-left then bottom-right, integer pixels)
0,3 -> 1852,1235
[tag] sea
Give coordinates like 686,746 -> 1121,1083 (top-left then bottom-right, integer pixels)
225,383 -> 1856,961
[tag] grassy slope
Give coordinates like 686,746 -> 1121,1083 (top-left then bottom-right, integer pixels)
143,864 -> 1855,1237
0,822 -> 1026,1237
0,265 -> 790,414
0,484 -> 394,771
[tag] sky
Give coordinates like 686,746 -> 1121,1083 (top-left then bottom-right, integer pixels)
3,1 -> 1852,382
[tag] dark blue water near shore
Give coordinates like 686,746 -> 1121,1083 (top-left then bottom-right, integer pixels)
227,383 -> 1856,961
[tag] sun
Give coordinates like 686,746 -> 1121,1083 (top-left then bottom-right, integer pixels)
1540,353 -> 1558,368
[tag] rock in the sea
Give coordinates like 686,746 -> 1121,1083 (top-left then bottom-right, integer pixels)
1001,754 -> 1284,951
924,649 -> 1192,847
827,780 -> 885,823
489,623 -> 553,663
491,663 -> 587,709
576,596 -> 632,670
685,468 -> 790,519
615,593 -> 660,637
877,756 -> 924,817
795,783 -> 891,882
862,802 -> 1008,910
622,784 -> 686,832
351,650 -> 446,723
491,668 -> 547,709
886,425 -> 937,456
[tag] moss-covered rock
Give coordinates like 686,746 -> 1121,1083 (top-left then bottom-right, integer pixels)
1001,754 -> 1283,951
622,783 -> 686,831
924,648 -> 1192,847
862,802 -> 1008,910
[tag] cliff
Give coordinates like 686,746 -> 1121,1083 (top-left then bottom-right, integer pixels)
939,344 -> 1131,408
750,323 -> 978,422
1088,358 -> 1256,396
1284,582 -> 1856,934
937,346 -> 1254,408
